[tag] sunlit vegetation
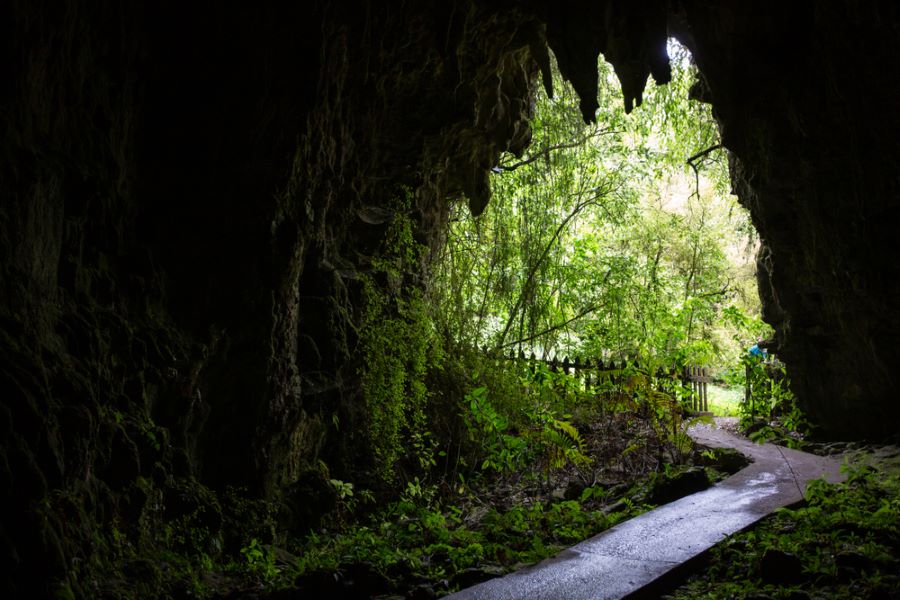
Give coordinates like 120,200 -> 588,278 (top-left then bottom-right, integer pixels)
432,41 -> 768,371
706,385 -> 742,417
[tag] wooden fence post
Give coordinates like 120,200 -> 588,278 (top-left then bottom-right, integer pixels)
745,361 -> 753,419
573,356 -> 581,391
692,366 -> 698,411
702,367 -> 709,411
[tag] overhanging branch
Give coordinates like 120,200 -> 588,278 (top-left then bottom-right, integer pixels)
686,144 -> 723,166
686,143 -> 724,199
497,303 -> 606,350
496,129 -> 620,172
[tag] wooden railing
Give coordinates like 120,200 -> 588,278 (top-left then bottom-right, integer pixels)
683,365 -> 712,413
484,349 -> 712,414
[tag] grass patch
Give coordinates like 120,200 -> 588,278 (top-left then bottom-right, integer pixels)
706,384 -> 742,417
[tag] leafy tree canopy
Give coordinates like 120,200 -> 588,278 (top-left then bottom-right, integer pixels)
432,41 -> 770,370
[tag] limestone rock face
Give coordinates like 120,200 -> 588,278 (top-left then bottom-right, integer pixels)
673,1 -> 900,438
0,1 -> 544,594
1,0 -> 898,595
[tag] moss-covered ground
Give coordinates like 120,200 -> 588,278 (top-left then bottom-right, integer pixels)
661,444 -> 900,600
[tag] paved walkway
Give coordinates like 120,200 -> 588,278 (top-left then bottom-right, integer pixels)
447,420 -> 845,600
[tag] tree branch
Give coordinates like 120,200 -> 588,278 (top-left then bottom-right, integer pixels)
693,284 -> 731,300
686,143 -> 723,166
495,196 -> 601,349
686,143 -> 724,200
496,129 -> 619,172
497,303 -> 606,350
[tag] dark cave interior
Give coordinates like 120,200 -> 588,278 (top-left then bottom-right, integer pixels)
2,0 -> 899,596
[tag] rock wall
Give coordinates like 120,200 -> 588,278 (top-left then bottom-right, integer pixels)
2,0 -> 899,595
0,3 -> 318,594
671,1 -> 900,437
0,0 -> 543,595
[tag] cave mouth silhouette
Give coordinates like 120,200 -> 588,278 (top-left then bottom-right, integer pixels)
1,3 -> 898,597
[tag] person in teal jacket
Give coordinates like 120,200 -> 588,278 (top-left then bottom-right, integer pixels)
748,340 -> 768,360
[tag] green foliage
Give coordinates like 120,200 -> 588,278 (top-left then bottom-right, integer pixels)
360,283 -> 431,479
329,478 -> 355,500
240,538 -> 279,582
541,415 -> 591,471
463,385 -> 528,472
666,462 -> 900,599
282,483 -> 647,594
260,40 -> 779,600
739,357 -> 811,447
433,42 -> 761,372
268,331 -> 733,597
704,384 -> 742,417
358,192 -> 445,481
62,476 -> 286,599
460,381 -> 592,476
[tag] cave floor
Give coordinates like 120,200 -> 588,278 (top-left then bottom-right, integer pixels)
446,419 -> 845,600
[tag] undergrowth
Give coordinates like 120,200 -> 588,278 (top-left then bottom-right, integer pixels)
664,459 -> 900,600
283,481 -> 647,597
92,351 -> 719,599
223,355 -> 731,597
738,356 -> 812,449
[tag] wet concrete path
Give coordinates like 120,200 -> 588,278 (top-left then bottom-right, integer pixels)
447,419 -> 845,600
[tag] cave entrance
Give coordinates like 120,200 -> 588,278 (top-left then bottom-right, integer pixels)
432,40 -> 766,411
